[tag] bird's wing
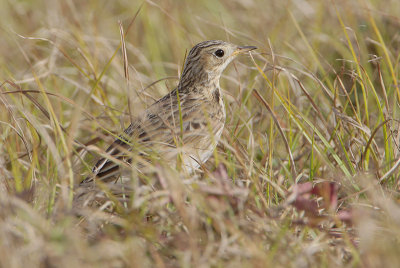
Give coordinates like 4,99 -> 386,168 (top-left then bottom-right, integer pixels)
81,90 -> 223,184
81,121 -> 144,184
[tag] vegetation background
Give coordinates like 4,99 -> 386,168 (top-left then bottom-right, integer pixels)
0,0 -> 399,266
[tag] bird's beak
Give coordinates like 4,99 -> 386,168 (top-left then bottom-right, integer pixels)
233,45 -> 257,56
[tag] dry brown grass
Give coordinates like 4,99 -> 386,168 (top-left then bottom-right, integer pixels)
1,0 -> 400,266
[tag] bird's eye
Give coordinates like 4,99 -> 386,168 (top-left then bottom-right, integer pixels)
214,49 -> 225,58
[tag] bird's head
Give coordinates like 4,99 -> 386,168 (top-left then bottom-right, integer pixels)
178,40 -> 257,90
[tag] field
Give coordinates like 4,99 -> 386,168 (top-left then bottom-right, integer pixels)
1,0 -> 400,266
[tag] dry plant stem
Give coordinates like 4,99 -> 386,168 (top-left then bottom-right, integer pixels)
252,89 -> 297,180
379,156 -> 400,183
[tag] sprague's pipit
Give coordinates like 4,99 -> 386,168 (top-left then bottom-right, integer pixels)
81,40 -> 256,188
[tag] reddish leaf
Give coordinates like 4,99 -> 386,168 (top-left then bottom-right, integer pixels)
311,182 -> 339,211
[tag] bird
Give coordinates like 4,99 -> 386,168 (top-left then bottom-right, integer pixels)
81,40 -> 256,189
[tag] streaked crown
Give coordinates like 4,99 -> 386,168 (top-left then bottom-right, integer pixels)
178,40 -> 256,90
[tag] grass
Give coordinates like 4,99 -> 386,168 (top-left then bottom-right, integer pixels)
1,0 -> 400,266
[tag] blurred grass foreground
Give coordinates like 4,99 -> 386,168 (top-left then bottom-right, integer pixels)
1,0 -> 400,267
